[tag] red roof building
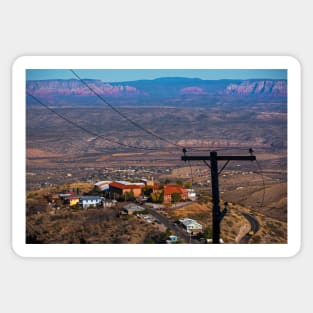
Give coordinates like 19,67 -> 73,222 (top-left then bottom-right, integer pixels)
109,181 -> 145,197
163,184 -> 188,204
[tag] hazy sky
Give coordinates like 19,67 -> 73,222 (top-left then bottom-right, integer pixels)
26,69 -> 287,82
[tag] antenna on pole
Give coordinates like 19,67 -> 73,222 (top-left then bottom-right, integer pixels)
182,149 -> 256,244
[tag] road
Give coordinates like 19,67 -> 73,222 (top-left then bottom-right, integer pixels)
144,206 -> 199,244
240,212 -> 260,244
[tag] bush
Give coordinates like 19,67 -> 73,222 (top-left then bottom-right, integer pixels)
184,182 -> 192,189
203,227 -> 212,239
151,191 -> 164,203
171,193 -> 181,203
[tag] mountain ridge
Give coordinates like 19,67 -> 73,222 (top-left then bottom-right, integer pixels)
26,77 -> 287,107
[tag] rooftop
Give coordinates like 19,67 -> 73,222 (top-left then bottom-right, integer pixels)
123,203 -> 145,211
164,184 -> 188,196
179,218 -> 202,228
94,181 -> 112,186
80,196 -> 103,201
110,181 -> 145,190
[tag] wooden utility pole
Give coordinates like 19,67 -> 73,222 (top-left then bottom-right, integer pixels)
182,150 -> 256,244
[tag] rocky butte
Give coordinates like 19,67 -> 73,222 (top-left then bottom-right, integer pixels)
26,77 -> 287,107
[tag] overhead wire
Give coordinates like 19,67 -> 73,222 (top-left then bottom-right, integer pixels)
70,70 -> 251,153
255,159 -> 266,211
43,69 -> 266,154
26,92 -> 163,151
29,70 -> 276,155
70,69 -> 185,149
28,85 -> 238,154
27,73 -> 272,231
27,79 -> 268,209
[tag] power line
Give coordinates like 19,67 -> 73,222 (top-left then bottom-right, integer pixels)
70,69 -> 185,149
255,159 -> 266,211
70,70 -> 248,153
26,92 -> 161,151
29,69 -> 275,153
27,82 -> 273,157
182,150 -> 256,244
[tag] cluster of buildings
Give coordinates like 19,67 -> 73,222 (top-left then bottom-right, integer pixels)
52,178 -> 196,210
95,178 -> 196,205
59,193 -> 113,209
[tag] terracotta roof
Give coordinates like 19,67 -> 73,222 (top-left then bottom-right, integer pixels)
109,181 -> 145,190
163,184 -> 188,196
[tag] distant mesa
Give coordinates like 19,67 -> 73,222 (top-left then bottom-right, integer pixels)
26,79 -> 142,97
26,77 -> 287,107
221,80 -> 287,97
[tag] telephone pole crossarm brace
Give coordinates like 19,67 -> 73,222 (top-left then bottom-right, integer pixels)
181,150 -> 256,244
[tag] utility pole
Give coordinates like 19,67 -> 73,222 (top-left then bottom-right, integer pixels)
182,149 -> 256,244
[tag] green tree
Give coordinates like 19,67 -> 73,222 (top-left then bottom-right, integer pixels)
162,228 -> 172,240
143,186 -> 152,197
171,192 -> 181,204
151,191 -> 164,203
125,191 -> 135,202
203,227 -> 212,239
165,228 -> 172,236
176,179 -> 183,186
184,182 -> 192,189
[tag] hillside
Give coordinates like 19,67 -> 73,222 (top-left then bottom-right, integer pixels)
26,184 -> 287,244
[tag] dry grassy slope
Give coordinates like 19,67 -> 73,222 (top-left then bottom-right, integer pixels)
223,182 -> 287,222
167,201 -> 287,244
26,180 -> 287,244
27,148 -> 62,158
27,182 -> 94,198
167,202 -> 250,244
26,208 -> 161,244
27,106 -> 287,158
26,183 -> 166,244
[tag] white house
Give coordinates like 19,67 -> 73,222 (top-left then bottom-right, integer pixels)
179,218 -> 203,234
186,189 -> 197,200
79,196 -> 103,209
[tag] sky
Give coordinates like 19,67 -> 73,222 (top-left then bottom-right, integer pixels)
26,69 -> 287,82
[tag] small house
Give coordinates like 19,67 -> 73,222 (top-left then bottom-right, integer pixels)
123,203 -> 145,215
79,196 -> 103,209
187,189 -> 197,200
179,218 -> 203,234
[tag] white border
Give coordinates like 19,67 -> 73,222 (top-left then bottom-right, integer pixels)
12,56 -> 301,258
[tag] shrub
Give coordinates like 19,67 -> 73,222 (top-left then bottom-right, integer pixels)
203,227 -> 212,239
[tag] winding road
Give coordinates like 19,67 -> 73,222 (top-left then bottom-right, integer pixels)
143,204 -> 259,244
240,212 -> 260,244
144,206 -> 199,244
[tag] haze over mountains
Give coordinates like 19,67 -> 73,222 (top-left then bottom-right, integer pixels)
26,77 -> 287,107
